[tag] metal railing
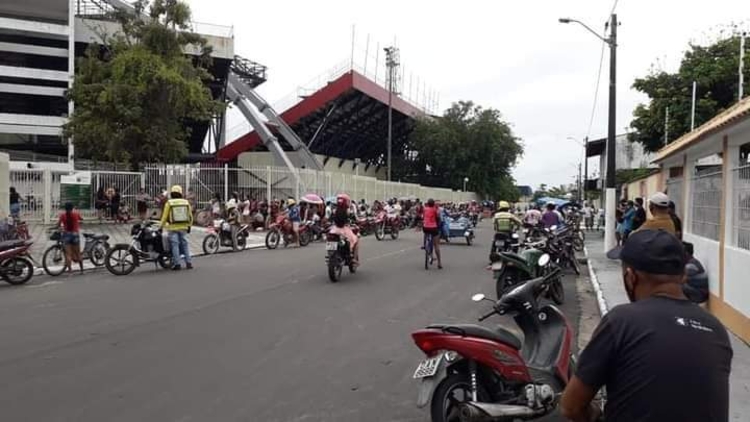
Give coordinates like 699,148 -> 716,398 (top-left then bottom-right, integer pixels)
689,170 -> 723,241
732,164 -> 750,250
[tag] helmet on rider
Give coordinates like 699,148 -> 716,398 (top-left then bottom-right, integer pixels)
498,200 -> 510,211
287,198 -> 296,207
336,193 -> 351,209
170,185 -> 183,195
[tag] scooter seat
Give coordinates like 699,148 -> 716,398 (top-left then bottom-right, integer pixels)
427,324 -> 522,350
0,239 -> 28,251
83,232 -> 109,241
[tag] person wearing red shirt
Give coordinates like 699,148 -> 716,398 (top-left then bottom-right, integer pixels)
422,198 -> 443,269
58,202 -> 83,273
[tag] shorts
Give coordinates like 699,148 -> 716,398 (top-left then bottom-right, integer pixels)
292,221 -> 300,231
423,227 -> 439,237
62,232 -> 80,245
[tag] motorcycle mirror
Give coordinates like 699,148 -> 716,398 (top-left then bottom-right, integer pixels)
538,253 -> 551,267
471,293 -> 486,302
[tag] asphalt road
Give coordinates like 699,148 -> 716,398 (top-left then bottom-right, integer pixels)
0,222 -> 580,422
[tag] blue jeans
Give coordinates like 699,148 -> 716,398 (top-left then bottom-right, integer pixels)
168,230 -> 191,267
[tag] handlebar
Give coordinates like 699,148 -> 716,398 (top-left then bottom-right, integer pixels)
478,309 -> 496,322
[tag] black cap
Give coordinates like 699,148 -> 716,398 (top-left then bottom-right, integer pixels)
606,230 -> 686,275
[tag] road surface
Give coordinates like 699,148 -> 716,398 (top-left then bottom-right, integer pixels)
0,222 -> 580,422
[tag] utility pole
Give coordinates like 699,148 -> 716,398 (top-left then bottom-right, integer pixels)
384,46 -> 400,182
583,136 -> 589,204
559,13 -> 618,251
665,106 -> 669,145
740,32 -> 746,101
604,13 -> 618,252
691,81 -> 697,130
578,162 -> 583,203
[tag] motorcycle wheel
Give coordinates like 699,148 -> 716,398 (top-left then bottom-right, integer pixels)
572,236 -> 584,252
265,230 -> 280,250
348,261 -> 357,274
550,277 -> 565,305
571,255 -> 582,276
375,223 -> 385,241
42,244 -> 66,276
2,257 -> 34,285
105,245 -> 137,276
235,232 -> 247,251
157,254 -> 172,269
430,374 -> 489,422
328,253 -> 342,282
202,233 -> 220,255
390,226 -> 399,240
89,242 -> 108,267
299,230 -> 312,247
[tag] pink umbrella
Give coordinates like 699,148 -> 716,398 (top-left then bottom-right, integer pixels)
301,193 -> 324,205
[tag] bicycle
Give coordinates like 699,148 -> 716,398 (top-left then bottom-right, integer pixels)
423,230 -> 434,270
42,229 -> 111,276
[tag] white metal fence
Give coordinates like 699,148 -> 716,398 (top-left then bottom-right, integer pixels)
11,164 -> 477,224
690,170 -> 723,241
732,164 -> 750,250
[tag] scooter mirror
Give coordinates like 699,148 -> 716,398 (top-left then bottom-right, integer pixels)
538,253 -> 551,267
471,293 -> 486,302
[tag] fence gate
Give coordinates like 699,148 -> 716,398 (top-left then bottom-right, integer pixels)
91,171 -> 143,217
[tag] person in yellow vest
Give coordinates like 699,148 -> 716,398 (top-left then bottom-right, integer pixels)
491,200 -> 522,254
160,185 -> 194,270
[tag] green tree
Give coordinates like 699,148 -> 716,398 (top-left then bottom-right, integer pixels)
629,32 -> 749,152
64,0 -> 223,169
401,101 -> 523,199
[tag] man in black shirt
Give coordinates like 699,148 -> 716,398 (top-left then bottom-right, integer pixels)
632,197 -> 647,231
560,230 -> 733,422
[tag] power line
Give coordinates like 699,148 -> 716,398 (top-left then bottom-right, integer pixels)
585,32 -> 606,140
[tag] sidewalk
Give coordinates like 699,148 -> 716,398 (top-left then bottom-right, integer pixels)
24,222 -> 267,271
584,233 -> 750,420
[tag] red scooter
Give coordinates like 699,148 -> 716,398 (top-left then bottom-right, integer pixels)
410,267 -> 573,422
0,239 -> 35,285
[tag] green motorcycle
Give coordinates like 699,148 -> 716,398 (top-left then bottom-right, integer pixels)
490,248 -> 564,305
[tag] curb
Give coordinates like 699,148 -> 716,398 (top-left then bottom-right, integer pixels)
583,245 -> 609,316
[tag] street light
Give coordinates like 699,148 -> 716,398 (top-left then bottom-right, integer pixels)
560,14 -> 618,252
384,46 -> 400,182
463,177 -> 469,192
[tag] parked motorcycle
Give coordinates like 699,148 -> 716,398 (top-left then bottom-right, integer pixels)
202,219 -> 249,254
545,226 -> 581,276
410,267 -> 573,422
42,229 -> 111,276
325,228 -> 358,282
105,222 -> 172,275
354,215 -> 376,237
265,215 -> 311,249
0,239 -> 35,285
375,211 -> 400,241
490,248 -> 564,305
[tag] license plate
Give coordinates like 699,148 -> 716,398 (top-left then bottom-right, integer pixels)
413,355 -> 442,379
449,224 -> 463,229
326,242 -> 338,251
495,240 -> 505,247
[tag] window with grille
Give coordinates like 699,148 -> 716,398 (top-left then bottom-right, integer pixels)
732,143 -> 750,249
690,155 -> 723,241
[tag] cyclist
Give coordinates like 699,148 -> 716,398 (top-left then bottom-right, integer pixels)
492,200 -> 522,254
422,198 -> 443,269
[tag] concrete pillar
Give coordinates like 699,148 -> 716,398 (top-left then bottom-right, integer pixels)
43,169 -> 52,225
0,152 -> 9,217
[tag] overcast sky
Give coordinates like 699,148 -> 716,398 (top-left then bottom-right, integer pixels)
189,0 -> 747,190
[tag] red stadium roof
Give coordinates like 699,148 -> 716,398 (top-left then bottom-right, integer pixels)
217,70 -> 425,162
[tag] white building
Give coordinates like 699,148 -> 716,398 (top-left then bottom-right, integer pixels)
655,96 -> 750,343
0,0 -> 233,166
